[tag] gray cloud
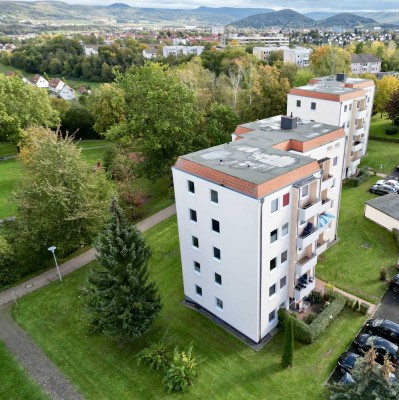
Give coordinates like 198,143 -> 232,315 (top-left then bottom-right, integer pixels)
2,0 -> 399,12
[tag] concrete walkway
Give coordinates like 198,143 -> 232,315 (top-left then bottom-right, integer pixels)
316,278 -> 377,315
0,204 -> 176,307
0,204 -> 176,400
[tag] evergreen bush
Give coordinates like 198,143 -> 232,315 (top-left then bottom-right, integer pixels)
386,126 -> 398,135
281,317 -> 294,368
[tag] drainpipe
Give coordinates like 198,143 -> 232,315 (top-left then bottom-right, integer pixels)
258,197 -> 264,342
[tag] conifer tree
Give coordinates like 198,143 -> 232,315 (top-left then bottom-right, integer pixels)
281,317 -> 294,368
84,199 -> 161,338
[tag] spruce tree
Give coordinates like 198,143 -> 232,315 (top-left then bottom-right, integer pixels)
84,199 -> 161,338
281,317 -> 294,368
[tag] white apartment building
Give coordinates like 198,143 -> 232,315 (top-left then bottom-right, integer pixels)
253,46 -> 289,62
162,46 -> 204,58
351,54 -> 381,75
284,47 -> 311,68
212,25 -> 225,35
173,115 -> 345,344
287,73 -> 375,177
222,34 -> 289,47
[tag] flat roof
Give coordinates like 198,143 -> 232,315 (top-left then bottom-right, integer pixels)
293,84 -> 361,96
178,115 -> 341,185
365,194 -> 399,221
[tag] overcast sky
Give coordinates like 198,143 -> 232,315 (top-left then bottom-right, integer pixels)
3,0 -> 399,12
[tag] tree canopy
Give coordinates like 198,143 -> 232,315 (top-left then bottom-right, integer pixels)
310,46 -> 351,76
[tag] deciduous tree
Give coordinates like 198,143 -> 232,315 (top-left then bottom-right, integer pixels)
375,76 -> 399,118
310,46 -> 351,76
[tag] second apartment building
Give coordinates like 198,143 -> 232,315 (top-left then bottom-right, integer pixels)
287,73 -> 375,177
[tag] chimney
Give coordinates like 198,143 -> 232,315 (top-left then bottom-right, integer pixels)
281,115 -> 298,130
336,73 -> 347,82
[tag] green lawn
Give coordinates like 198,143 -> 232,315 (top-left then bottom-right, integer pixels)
317,176 -> 398,303
368,114 -> 397,139
360,140 -> 399,174
13,216 -> 366,400
0,159 -> 22,219
0,341 -> 48,400
0,142 -> 17,157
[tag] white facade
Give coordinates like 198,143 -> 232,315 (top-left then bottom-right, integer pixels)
364,206 -> 399,232
351,54 -> 381,75
58,84 -> 75,100
284,47 -> 311,68
212,25 -> 225,35
83,46 -> 99,56
163,46 -> 204,57
173,116 -> 345,343
287,74 -> 375,177
49,79 -> 65,93
253,46 -> 289,62
30,75 -> 49,89
222,34 -> 289,47
364,194 -> 399,232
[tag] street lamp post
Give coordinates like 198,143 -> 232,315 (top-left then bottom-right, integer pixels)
48,246 -> 62,282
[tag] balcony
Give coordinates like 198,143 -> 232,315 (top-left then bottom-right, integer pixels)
295,253 -> 317,276
318,221 -> 331,234
297,226 -> 319,249
321,175 -> 334,191
356,109 -> 367,119
299,198 -> 321,221
355,126 -> 365,136
320,198 -> 332,214
352,141 -> 363,152
294,278 -> 316,301
316,240 -> 328,255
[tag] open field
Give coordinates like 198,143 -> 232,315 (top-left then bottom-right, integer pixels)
13,216 -> 366,400
368,114 -> 397,139
0,340 -> 48,400
360,140 -> 399,174
317,176 -> 398,303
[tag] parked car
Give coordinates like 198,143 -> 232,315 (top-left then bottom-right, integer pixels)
337,352 -> 360,373
365,319 -> 399,345
340,369 -> 396,384
354,334 -> 399,365
390,274 -> 399,293
376,179 -> 399,190
369,184 -> 397,195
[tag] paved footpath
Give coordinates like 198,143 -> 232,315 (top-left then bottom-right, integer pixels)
0,204 -> 176,400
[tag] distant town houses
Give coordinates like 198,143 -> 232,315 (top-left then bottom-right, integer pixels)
49,78 -> 75,100
222,34 -> 289,47
0,43 -> 16,52
162,45 -> 204,57
30,74 -> 49,89
351,54 -> 382,75
83,44 -> 100,56
253,46 -> 311,68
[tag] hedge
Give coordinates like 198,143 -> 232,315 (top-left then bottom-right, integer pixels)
386,126 -> 398,135
278,293 -> 346,344
346,167 -> 369,187
360,302 -> 370,315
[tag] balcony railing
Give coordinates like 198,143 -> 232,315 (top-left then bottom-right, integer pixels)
352,141 -> 363,152
299,198 -> 321,221
356,109 -> 367,120
295,253 -> 317,276
294,278 -> 316,301
316,241 -> 328,255
297,226 -> 319,249
320,198 -> 332,214
321,175 -> 334,191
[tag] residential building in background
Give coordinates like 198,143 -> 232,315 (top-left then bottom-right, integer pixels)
351,54 -> 381,75
211,25 -> 225,35
222,34 -> 289,47
283,47 -> 311,68
253,46 -> 289,62
30,74 -> 49,89
162,45 -> 205,57
287,73 -> 375,177
173,115 -> 345,344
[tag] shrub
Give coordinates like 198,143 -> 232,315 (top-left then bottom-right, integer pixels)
394,117 -> 399,126
0,235 -> 19,287
281,317 -> 294,368
163,345 -> 200,393
136,341 -> 170,371
304,312 -> 317,325
324,284 -> 335,301
346,166 -> 370,187
360,302 -> 370,315
345,298 -> 356,309
380,267 -> 388,281
354,300 -> 360,311
278,293 -> 346,344
307,290 -> 323,304
393,228 -> 399,250
385,126 -> 398,135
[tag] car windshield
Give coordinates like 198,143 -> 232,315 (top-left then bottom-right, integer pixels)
366,336 -> 375,347
344,353 -> 358,367
373,319 -> 383,327
384,320 -> 399,332
375,337 -> 398,354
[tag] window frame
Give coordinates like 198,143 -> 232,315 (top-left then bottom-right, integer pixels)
213,247 -> 221,260
281,250 -> 288,264
192,236 -> 199,249
188,180 -> 195,194
194,261 -> 201,274
280,275 -> 287,288
210,189 -> 219,204
271,198 -> 279,213
212,219 -> 220,234
195,285 -> 202,297
214,272 -> 222,286
189,209 -> 197,223
270,229 -> 278,244
216,297 -> 223,310
269,283 -> 276,297
311,102 -> 316,110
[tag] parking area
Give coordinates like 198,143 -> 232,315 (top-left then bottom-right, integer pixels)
330,287 -> 399,383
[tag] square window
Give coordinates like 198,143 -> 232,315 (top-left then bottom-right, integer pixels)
349,104 -> 352,111
188,180 -> 195,193
216,297 -> 223,310
213,247 -> 221,260
271,198 -> 279,213
194,261 -> 201,274
311,102 -> 316,110
280,276 -> 287,288
344,105 -> 347,112
215,273 -> 222,285
296,100 -> 301,107
302,185 -> 309,197
210,189 -> 218,204
333,156 -> 338,166
192,236 -> 199,248
190,209 -> 197,222
196,285 -> 202,297
212,219 -> 220,233
269,284 -> 276,297
269,309 -> 276,322
281,250 -> 288,264
282,223 -> 289,236
270,229 -> 278,244
283,193 -> 290,207
270,257 -> 277,271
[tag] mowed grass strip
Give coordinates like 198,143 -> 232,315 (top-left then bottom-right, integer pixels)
0,340 -> 49,400
360,140 -> 399,175
317,176 -> 398,303
14,216 -> 366,400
